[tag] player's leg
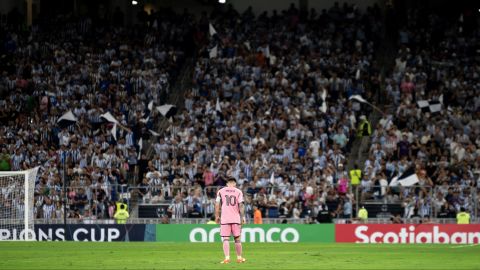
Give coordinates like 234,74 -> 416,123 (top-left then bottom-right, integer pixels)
220,224 -> 232,264
233,224 -> 246,263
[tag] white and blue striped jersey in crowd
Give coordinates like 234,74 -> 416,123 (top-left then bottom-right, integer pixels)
6,78 -> 16,90
169,201 -> 186,219
130,77 -> 145,93
185,98 -> 194,112
157,144 -> 170,161
125,132 -> 134,147
40,128 -> 50,142
69,149 -> 81,164
419,201 -> 431,217
152,159 -> 163,172
169,125 -> 180,138
95,157 -> 107,169
242,143 -> 253,156
244,164 -> 253,180
42,203 -> 55,219
81,135 -> 89,145
79,154 -> 88,168
185,166 -> 196,181
57,149 -> 68,164
205,199 -> 215,216
11,154 -> 24,170
149,177 -> 162,193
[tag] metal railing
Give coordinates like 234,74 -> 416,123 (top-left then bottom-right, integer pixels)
32,217 -> 479,225
36,183 -> 478,221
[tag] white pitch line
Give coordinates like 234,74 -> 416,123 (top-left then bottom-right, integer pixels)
450,244 -> 480,249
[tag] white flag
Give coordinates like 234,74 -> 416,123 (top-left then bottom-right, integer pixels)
149,129 -> 160,137
100,112 -> 119,124
205,101 -> 211,114
156,104 -> 174,116
429,104 -> 442,113
300,35 -> 308,45
137,138 -> 143,159
57,110 -> 77,123
111,123 -> 117,141
399,174 -> 419,187
320,88 -> 327,113
244,41 -> 251,51
264,45 -> 270,58
349,95 -> 368,103
417,100 -> 429,108
139,116 -> 149,124
209,46 -> 218,59
355,69 -> 361,80
148,100 -> 153,111
209,23 -> 217,36
389,176 -> 399,187
216,98 -> 221,112
270,172 -> 275,185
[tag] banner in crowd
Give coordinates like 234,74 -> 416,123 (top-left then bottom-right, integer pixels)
335,224 -> 480,244
155,224 -> 335,243
0,224 -> 156,241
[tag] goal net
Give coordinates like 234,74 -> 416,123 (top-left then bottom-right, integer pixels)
0,167 -> 39,241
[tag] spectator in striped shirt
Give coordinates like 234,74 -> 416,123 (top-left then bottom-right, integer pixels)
42,198 -> 55,219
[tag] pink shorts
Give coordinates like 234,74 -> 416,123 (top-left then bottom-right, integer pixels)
220,224 -> 242,238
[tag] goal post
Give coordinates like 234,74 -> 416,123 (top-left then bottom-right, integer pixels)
0,167 -> 39,241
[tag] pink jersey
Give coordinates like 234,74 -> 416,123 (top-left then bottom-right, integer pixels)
216,187 -> 244,224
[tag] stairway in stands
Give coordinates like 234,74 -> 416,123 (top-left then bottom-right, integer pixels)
129,58 -> 195,218
345,3 -> 399,217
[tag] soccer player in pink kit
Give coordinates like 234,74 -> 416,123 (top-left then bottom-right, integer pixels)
215,178 -> 246,264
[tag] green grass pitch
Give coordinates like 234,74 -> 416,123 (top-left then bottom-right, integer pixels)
0,242 -> 479,269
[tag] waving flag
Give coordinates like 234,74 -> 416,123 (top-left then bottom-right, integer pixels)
209,46 -> 218,59
209,23 -> 217,36
320,88 -> 327,113
57,110 -> 77,128
389,167 -> 419,187
100,112 -> 119,124
156,104 -> 177,117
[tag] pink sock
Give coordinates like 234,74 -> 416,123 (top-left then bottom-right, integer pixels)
235,241 -> 242,257
223,240 -> 230,258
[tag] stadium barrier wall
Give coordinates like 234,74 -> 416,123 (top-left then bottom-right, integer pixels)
155,224 -> 335,243
0,224 -> 156,241
4,224 -> 479,243
335,224 -> 480,244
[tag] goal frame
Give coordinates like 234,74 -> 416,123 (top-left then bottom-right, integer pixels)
0,167 -> 39,241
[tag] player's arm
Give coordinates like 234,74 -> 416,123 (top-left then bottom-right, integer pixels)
215,191 -> 221,224
239,202 -> 246,225
238,191 -> 246,224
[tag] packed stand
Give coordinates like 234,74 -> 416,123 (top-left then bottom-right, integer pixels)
366,9 -> 480,219
0,9 -> 190,220
139,3 -> 383,221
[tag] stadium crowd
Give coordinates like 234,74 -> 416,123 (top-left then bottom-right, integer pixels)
141,3 -> 382,221
0,9 -> 189,219
367,8 -> 480,219
1,3 -> 478,223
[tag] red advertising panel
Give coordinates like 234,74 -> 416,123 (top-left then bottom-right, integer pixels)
336,224 -> 480,244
